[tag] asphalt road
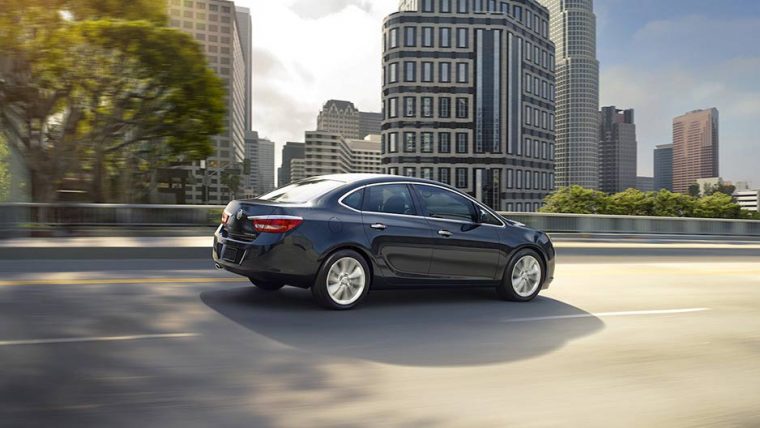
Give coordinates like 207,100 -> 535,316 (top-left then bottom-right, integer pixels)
1,245 -> 760,427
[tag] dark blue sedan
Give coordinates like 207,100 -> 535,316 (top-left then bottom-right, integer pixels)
213,174 -> 555,310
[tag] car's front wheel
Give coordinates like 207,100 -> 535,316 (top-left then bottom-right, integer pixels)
312,250 -> 370,310
497,249 -> 544,302
249,278 -> 285,291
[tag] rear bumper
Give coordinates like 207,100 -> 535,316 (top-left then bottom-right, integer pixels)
212,226 -> 319,288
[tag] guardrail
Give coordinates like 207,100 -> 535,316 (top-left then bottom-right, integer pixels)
1,203 -> 759,238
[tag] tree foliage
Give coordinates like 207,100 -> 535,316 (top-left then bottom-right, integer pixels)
0,135 -> 9,202
541,186 -> 752,220
0,0 -> 225,202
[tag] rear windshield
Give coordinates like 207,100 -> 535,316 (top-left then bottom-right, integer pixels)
257,179 -> 345,203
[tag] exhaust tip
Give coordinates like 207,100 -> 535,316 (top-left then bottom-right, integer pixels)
214,263 -> 223,270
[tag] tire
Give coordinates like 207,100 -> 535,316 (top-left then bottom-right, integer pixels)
249,278 -> 285,292
311,250 -> 370,310
496,249 -> 545,302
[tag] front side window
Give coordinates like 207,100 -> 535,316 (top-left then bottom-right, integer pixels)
363,184 -> 416,216
415,185 -> 475,222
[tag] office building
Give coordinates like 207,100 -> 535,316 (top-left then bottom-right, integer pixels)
599,107 -> 636,193
304,131 -> 382,177
244,131 -> 275,197
316,100 -> 382,140
539,0 -> 600,190
168,0 -> 248,204
290,158 -> 306,183
734,190 -> 760,213
636,176 -> 654,192
235,6 -> 253,130
672,108 -> 719,194
382,0 -> 556,211
278,142 -> 305,186
653,144 -> 673,191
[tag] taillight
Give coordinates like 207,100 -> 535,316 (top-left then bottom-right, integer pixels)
221,211 -> 231,225
252,216 -> 304,233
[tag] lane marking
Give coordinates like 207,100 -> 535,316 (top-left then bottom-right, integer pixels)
504,308 -> 711,323
0,333 -> 200,347
0,277 -> 245,287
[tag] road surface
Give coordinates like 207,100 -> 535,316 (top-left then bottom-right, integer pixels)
1,243 -> 760,427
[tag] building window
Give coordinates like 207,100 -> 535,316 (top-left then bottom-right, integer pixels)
438,168 -> 451,185
404,61 -> 416,82
526,41 -> 532,61
542,172 -> 548,190
389,28 -> 399,48
422,62 -> 433,82
389,63 -> 399,83
440,0 -> 451,13
388,97 -> 398,118
456,98 -> 468,118
456,28 -> 468,48
404,167 -> 417,178
421,97 -> 433,117
421,167 -> 434,180
404,132 -> 416,152
404,97 -> 416,117
456,62 -> 468,83
500,2 -> 509,14
389,167 -> 399,176
525,106 -> 531,125
457,0 -> 468,13
439,97 -> 451,118
456,132 -> 468,153
525,138 -> 532,158
525,171 -> 532,190
404,27 -> 416,47
440,62 -> 451,83
456,168 -> 468,188
516,170 -> 523,189
488,0 -> 497,12
474,0 -> 483,12
421,132 -> 434,152
542,141 -> 548,159
388,133 -> 399,153
422,27 -> 434,47
438,132 -> 451,153
542,111 -> 548,129
525,73 -> 532,93
440,28 -> 451,48
506,168 -> 514,188
423,0 -> 434,12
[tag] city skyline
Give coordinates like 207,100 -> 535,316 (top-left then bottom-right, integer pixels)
237,0 -> 760,186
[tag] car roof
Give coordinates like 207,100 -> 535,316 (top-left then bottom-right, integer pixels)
311,174 -> 439,187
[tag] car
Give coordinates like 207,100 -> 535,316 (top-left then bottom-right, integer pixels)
213,174 -> 555,310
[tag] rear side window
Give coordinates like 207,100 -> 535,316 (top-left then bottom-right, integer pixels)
342,189 -> 364,210
258,179 -> 344,203
363,185 -> 417,216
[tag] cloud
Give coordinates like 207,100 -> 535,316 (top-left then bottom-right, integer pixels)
289,0 -> 373,19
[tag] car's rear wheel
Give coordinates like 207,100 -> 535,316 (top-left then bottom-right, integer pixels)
312,250 -> 370,310
249,278 -> 285,291
497,249 -> 544,302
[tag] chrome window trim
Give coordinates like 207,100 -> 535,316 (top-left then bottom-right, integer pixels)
338,181 -> 506,228
247,215 -> 304,221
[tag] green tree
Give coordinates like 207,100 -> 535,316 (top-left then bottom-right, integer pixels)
688,184 -> 701,198
541,186 -> 610,214
605,188 -> 654,216
651,189 -> 695,217
703,183 -> 736,197
0,135 -> 9,201
693,193 -> 744,219
0,1 -> 225,202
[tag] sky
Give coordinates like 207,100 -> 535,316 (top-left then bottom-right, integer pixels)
238,0 -> 760,186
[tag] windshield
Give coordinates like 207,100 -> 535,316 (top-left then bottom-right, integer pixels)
257,179 -> 345,203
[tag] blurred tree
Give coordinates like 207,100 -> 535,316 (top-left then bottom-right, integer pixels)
693,193 -> 744,219
540,186 -> 610,214
221,168 -> 242,201
606,188 -> 654,216
0,1 -> 225,202
651,190 -> 694,218
703,183 -> 736,197
0,135 -> 9,201
687,184 -> 701,198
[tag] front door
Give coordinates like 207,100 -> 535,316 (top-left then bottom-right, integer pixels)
411,184 -> 502,281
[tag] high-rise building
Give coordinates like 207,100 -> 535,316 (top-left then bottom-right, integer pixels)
278,142 -> 305,186
636,176 -> 654,192
672,108 -> 719,194
359,112 -> 383,139
235,6 -> 253,131
317,100 -> 382,140
304,131 -> 382,177
653,144 -> 673,191
539,0 -> 600,190
290,158 -> 306,183
599,107 -> 636,193
244,131 -> 275,197
382,0 -> 556,212
734,189 -> 760,213
168,0 -> 248,204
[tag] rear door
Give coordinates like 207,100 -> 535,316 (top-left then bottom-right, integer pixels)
411,184 -> 502,281
360,183 -> 435,280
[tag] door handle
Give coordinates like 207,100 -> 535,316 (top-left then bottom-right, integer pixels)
370,223 -> 387,230
438,230 -> 453,237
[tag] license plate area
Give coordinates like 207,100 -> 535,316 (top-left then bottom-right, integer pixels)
222,246 -> 241,263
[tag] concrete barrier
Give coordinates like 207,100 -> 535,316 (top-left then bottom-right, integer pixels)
1,203 -> 759,238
